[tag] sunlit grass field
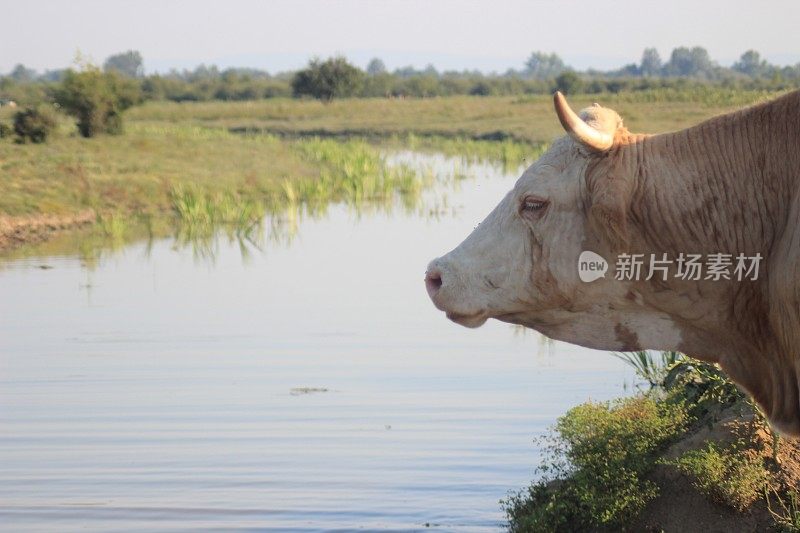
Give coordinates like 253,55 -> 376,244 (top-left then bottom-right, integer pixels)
126,88 -> 783,143
0,88 -> 783,237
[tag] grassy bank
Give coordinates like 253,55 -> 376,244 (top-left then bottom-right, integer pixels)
125,89 -> 783,144
503,352 -> 800,532
0,89 -> 784,251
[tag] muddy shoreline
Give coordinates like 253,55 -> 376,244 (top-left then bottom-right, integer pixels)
0,211 -> 95,253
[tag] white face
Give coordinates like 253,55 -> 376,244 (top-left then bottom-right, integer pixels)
425,137 -> 594,329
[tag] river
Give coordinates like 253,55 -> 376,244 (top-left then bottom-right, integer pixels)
0,151 -> 637,532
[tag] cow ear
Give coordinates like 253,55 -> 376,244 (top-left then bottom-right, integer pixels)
585,158 -> 632,251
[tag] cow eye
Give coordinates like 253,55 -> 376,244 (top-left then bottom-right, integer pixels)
520,196 -> 548,219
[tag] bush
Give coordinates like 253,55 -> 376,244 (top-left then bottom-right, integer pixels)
503,396 -> 689,531
469,80 -> 495,96
671,443 -> 769,511
291,56 -> 365,100
555,71 -> 584,95
12,105 -> 58,143
0,122 -> 12,138
55,65 -> 141,137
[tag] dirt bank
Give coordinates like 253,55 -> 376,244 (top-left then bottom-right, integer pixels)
631,409 -> 800,532
0,210 -> 95,252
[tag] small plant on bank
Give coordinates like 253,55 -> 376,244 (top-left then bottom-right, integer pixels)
613,350 -> 683,388
769,490 -> 800,533
670,442 -> 769,511
12,105 -> 58,143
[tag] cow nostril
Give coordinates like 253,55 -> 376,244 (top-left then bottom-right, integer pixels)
425,269 -> 443,297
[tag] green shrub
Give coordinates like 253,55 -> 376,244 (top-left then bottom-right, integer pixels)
671,443 -> 769,511
503,396 -> 689,531
12,105 -> 58,143
55,65 -> 141,137
291,56 -> 365,100
469,81 -> 495,96
555,71 -> 584,95
662,357 -> 747,418
0,122 -> 12,138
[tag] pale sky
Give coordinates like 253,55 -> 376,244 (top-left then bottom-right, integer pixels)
3,0 -> 799,74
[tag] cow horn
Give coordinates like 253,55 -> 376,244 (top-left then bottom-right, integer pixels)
553,91 -> 614,152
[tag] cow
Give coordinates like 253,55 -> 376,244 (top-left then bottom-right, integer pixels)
425,90 -> 800,437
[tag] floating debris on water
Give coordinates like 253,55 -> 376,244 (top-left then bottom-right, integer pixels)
290,387 -> 329,395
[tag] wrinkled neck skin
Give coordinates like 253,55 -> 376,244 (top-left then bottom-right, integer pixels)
523,93 -> 800,434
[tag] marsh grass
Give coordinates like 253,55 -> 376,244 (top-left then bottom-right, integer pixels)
5,91 -> 779,258
613,350 -> 683,388
170,184 -> 265,233
768,490 -> 800,532
398,133 -> 545,173
127,89 -> 782,145
292,137 -> 428,206
96,211 -> 127,242
4,91 -> 773,225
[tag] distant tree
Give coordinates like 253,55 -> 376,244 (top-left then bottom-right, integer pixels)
9,64 -> 37,82
524,52 -> 566,79
366,58 -> 387,76
733,50 -> 771,78
40,69 -> 66,82
422,64 -> 438,77
55,65 -> 142,137
403,74 -> 441,97
362,72 -> 394,97
640,48 -> 662,77
188,64 -> 220,81
555,71 -> 583,95
103,50 -> 144,78
393,65 -> 419,78
662,46 -> 716,78
617,63 -> 641,76
291,57 -> 365,100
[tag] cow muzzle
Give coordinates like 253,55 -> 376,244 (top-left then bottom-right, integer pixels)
424,258 -> 488,328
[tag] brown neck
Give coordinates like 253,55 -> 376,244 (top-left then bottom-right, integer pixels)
628,90 -> 800,258
599,92 -> 800,361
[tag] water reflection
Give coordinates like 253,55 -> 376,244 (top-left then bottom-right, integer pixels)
1,151 -> 516,266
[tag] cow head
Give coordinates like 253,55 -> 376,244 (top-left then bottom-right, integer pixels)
425,92 -> 641,349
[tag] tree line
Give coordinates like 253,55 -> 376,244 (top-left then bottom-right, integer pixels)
2,47 -> 800,107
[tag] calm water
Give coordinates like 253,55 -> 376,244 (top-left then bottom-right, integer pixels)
0,153 -> 636,532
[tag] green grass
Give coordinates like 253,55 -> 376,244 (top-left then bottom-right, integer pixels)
0,121 -> 436,222
2,89 -> 780,222
0,89 -> 786,253
670,442 -> 769,511
125,89 -> 785,144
